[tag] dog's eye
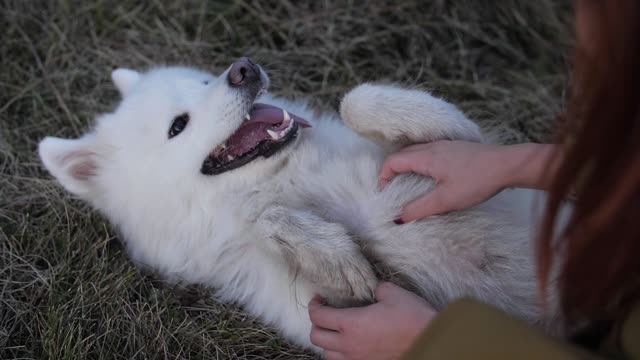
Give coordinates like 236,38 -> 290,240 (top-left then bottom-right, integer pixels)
169,113 -> 189,138
203,80 -> 209,85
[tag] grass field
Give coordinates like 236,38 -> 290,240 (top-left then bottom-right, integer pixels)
1,1 -> 574,358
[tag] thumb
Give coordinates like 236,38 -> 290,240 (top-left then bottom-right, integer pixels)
400,186 -> 452,222
374,282 -> 408,302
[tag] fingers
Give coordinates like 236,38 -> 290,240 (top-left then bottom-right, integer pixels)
374,281 -> 400,301
309,297 -> 349,358
374,281 -> 417,303
309,294 -> 325,306
324,350 -> 346,360
378,143 -> 439,189
400,187 -> 451,223
378,154 -> 401,189
379,152 -> 427,189
393,143 -> 432,153
308,296 -> 348,332
310,325 -> 342,351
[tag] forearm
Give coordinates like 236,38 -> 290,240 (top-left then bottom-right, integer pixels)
492,143 -> 559,191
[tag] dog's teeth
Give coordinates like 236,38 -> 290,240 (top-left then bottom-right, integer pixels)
282,109 -> 291,122
220,143 -> 226,150
278,130 -> 287,138
267,129 -> 280,140
245,113 -> 251,121
227,155 -> 234,161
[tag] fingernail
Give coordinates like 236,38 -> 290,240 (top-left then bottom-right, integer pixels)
311,295 -> 327,305
394,218 -> 404,225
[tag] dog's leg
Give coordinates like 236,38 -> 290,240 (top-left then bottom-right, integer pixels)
340,84 -> 484,148
256,206 -> 377,306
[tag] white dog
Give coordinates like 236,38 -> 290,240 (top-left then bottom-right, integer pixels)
39,57 -> 564,351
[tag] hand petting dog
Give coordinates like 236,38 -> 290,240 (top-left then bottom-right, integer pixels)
309,282 -> 436,360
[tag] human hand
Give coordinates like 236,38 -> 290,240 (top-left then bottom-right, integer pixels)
379,140 -> 511,223
308,282 -> 436,360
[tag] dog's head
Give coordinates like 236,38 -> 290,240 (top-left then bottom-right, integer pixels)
38,58 -> 310,209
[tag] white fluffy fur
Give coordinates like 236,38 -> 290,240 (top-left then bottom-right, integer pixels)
39,65 -> 569,351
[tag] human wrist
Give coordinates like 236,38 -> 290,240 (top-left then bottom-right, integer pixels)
498,143 -> 555,190
477,143 -> 521,192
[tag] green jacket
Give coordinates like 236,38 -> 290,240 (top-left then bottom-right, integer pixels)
403,299 -> 640,359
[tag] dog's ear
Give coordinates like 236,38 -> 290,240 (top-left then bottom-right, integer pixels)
38,136 -> 101,197
111,68 -> 141,97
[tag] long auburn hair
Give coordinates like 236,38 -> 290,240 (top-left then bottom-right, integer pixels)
538,0 -> 640,327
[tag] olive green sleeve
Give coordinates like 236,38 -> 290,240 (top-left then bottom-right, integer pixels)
620,304 -> 640,359
402,299 -> 602,360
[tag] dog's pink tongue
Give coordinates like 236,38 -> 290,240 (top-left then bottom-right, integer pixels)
250,103 -> 312,128
222,104 -> 311,157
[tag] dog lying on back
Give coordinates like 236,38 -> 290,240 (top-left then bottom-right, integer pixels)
39,57 -> 564,351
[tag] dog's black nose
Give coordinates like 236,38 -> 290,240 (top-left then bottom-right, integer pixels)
228,57 -> 259,86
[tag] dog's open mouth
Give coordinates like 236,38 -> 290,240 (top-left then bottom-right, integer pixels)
201,103 -> 311,175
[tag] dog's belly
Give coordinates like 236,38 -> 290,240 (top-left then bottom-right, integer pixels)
276,135 -> 563,331
234,112 -> 567,336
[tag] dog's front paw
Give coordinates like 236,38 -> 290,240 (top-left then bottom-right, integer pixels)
326,252 -> 378,306
257,206 -> 378,304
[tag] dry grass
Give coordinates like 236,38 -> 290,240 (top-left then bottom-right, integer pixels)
1,0 -> 573,358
